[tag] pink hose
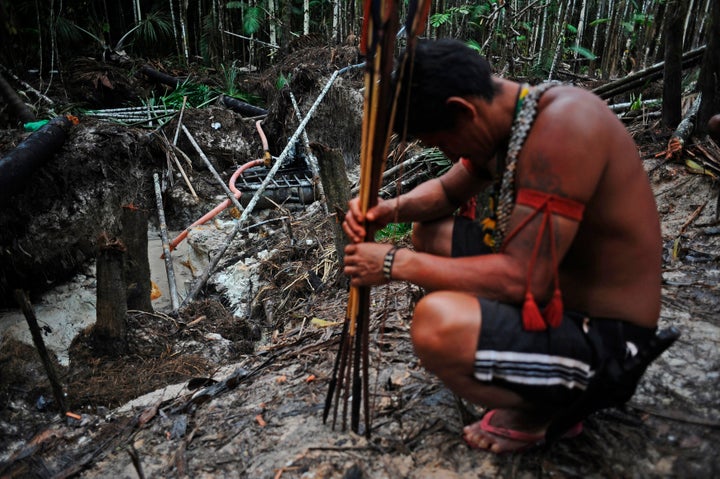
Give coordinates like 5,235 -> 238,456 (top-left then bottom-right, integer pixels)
167,158 -> 265,251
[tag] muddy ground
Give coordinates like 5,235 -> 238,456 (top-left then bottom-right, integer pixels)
1,47 -> 719,478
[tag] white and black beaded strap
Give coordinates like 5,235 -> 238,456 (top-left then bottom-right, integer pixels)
493,82 -> 561,251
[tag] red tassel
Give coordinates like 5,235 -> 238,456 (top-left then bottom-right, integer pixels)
522,291 -> 547,331
543,288 -> 564,328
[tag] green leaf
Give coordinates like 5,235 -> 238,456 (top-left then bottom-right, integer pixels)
375,223 -> 412,241
589,18 -> 610,27
243,6 -> 262,35
430,12 -> 451,28
226,1 -> 244,8
276,74 -> 289,90
465,39 -> 483,53
567,45 -> 597,60
566,24 -> 578,34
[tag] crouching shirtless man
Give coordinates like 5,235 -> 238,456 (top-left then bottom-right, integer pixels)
342,39 -> 664,453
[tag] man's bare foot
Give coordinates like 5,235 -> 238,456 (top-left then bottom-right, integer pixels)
463,409 -> 549,453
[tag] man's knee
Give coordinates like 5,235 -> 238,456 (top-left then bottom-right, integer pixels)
411,222 -> 431,252
410,292 -> 479,366
410,293 -> 446,355
411,219 -> 453,255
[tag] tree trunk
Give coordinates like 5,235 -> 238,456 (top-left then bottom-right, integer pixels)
310,143 -> 350,269
663,0 -> 691,128
588,0 -> 606,75
169,0 -> 181,57
646,0 -> 666,65
120,206 -> 153,313
217,0 -> 228,64
536,0 -> 550,69
95,233 -> 128,355
180,0 -> 190,64
268,0 -> 278,50
303,0 -> 310,35
682,0 -> 696,49
697,0 -> 720,133
574,0 -> 588,67
601,0 -> 619,79
549,0 -> 572,80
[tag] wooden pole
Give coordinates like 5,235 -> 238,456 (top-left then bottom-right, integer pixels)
13,290 -> 68,414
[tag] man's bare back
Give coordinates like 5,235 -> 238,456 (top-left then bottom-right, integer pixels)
516,86 -> 662,328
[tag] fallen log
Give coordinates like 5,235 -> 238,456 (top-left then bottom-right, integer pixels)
138,64 -> 183,88
0,115 -> 76,203
220,94 -> 268,117
592,46 -> 705,100
0,71 -> 36,124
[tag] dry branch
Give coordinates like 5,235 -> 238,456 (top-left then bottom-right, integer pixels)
13,290 -> 68,414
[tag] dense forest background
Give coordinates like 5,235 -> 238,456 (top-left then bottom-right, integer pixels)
0,0 -> 718,129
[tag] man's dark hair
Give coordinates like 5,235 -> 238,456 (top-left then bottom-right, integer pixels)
394,38 -> 497,136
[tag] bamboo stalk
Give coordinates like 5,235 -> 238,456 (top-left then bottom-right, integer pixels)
153,173 -> 180,314
181,124 -> 245,213
288,90 -> 327,213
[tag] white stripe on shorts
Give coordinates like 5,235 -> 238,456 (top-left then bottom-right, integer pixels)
474,350 -> 595,391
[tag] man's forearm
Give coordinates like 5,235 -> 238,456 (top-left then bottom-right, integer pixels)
392,178 -> 458,223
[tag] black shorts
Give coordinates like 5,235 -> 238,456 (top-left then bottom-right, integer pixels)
475,299 -> 656,409
451,215 -> 656,408
452,216 -> 493,257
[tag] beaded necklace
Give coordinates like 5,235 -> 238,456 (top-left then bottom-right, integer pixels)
492,81 -> 560,251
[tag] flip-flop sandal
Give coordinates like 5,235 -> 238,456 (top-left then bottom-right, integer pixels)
465,410 -> 583,453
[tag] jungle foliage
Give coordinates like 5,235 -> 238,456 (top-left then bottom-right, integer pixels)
0,1 -> 712,77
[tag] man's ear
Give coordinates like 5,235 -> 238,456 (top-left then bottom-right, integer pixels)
445,96 -> 477,122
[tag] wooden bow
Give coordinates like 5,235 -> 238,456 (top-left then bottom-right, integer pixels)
324,0 -> 431,437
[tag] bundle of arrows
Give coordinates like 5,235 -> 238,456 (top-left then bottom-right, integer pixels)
323,0 -> 431,437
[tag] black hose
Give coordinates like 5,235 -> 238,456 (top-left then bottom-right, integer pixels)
0,115 -> 74,203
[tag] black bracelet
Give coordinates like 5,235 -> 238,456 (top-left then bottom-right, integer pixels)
383,246 -> 400,281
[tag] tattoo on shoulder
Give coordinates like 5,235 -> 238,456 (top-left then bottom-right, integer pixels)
520,152 -> 563,194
